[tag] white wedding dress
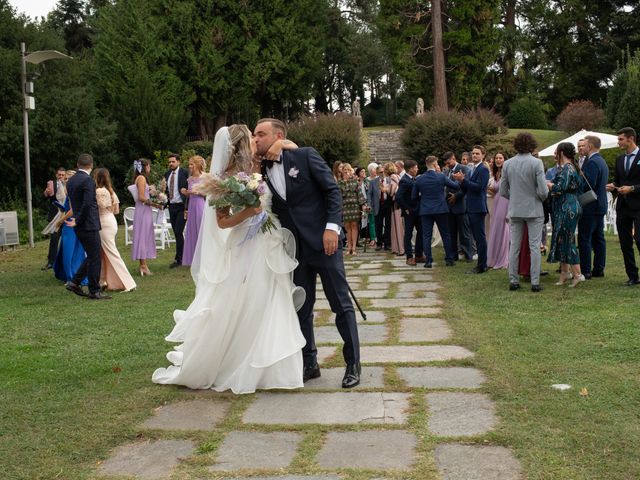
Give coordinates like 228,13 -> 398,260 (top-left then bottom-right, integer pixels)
152,127 -> 305,393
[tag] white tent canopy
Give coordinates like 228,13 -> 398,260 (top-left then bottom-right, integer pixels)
538,129 -> 619,157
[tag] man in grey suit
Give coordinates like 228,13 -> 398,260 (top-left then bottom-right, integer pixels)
501,133 -> 549,292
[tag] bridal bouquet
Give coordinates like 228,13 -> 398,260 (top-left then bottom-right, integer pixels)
194,172 -> 275,235
149,179 -> 168,223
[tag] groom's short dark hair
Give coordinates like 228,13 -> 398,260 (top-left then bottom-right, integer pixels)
257,118 -> 287,138
77,153 -> 94,168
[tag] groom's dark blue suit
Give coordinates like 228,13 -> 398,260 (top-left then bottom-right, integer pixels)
265,147 -> 360,369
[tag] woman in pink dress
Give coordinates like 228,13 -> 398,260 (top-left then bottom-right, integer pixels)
487,152 -> 510,269
386,162 -> 405,256
130,158 -> 162,275
181,155 -> 207,266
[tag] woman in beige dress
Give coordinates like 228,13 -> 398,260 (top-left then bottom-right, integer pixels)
386,162 -> 405,256
94,168 -> 137,292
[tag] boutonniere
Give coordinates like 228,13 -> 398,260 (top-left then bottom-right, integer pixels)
288,167 -> 300,178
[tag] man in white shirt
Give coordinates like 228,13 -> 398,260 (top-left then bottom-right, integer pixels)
164,154 -> 189,268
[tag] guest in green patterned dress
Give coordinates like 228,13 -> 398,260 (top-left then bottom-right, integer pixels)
339,164 -> 366,255
547,142 -> 585,287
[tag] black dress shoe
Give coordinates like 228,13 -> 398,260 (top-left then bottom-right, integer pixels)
424,262 -> 433,268
303,363 -> 321,382
467,266 -> 488,274
584,273 -> 592,280
65,281 -> 87,297
509,282 -> 520,291
540,271 -> 549,276
591,271 -> 604,278
445,260 -> 455,266
41,263 -> 53,271
531,284 -> 543,292
169,261 -> 181,269
623,278 -> 640,286
87,291 -> 112,300
342,362 -> 361,388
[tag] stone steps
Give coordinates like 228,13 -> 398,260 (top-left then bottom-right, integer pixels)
366,128 -> 410,164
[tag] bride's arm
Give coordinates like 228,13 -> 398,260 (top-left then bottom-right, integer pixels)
265,139 -> 298,160
216,206 -> 263,229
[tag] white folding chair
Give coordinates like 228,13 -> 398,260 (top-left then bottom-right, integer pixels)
152,208 -> 166,249
123,207 -> 135,246
605,192 -> 617,234
163,208 -> 175,245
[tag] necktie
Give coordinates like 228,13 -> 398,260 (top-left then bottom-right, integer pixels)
625,154 -> 634,174
169,171 -> 175,199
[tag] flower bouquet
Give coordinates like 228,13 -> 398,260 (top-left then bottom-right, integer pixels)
194,171 -> 275,236
149,179 -> 168,223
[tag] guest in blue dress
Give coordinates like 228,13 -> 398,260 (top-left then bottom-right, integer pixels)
547,142 -> 585,288
53,171 -> 87,285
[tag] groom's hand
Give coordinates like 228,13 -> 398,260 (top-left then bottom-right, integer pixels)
323,229 -> 339,256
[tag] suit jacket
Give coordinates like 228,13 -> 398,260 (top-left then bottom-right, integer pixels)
268,147 -> 342,253
395,174 -> 418,213
164,167 -> 189,205
581,152 -> 609,216
613,150 -> 640,211
501,153 -> 548,218
66,170 -> 101,232
412,170 -> 460,216
460,162 -> 489,214
445,163 -> 469,214
366,176 -> 382,216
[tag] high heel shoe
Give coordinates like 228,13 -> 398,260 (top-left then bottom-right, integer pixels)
555,273 -> 571,285
139,268 -> 153,276
569,274 -> 585,288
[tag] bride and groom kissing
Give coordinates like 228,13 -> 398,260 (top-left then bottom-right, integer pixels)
152,118 -> 361,393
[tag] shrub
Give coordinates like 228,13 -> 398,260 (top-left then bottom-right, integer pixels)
401,110 -> 484,162
505,97 -> 548,129
182,140 -> 213,160
287,114 -> 361,166
465,108 -> 507,137
555,100 -> 605,134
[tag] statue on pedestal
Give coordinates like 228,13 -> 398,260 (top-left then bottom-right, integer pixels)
416,97 -> 424,116
352,99 -> 361,117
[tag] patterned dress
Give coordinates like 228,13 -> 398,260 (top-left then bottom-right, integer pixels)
338,178 -> 365,223
547,163 -> 582,264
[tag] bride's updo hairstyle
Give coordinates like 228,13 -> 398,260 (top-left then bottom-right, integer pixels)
227,124 -> 253,173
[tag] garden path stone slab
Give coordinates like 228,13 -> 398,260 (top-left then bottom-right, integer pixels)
361,345 -> 474,363
226,476 -> 342,480
368,274 -> 407,283
398,282 -> 441,292
317,289 -> 387,300
399,318 -> 452,342
370,297 -> 442,308
98,439 -> 194,479
398,367 -> 485,388
435,444 -> 522,479
317,346 -> 337,365
347,269 -> 383,276
140,399 -> 230,431
209,431 -> 302,471
243,392 -> 409,425
367,283 -> 389,290
327,310 -> 386,324
358,263 -> 385,269
426,393 -> 497,436
317,430 -> 417,471
401,306 -> 442,316
316,324 -> 387,344
304,366 -> 385,390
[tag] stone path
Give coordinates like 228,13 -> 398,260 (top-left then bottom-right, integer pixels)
96,252 -> 522,480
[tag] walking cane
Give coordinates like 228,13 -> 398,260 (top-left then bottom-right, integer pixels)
346,281 -> 367,321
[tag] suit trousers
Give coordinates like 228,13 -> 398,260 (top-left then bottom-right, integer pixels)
403,212 -> 423,258
72,229 -> 102,293
468,213 -> 488,269
168,203 -> 186,263
294,241 -> 360,367
375,200 -> 392,248
47,230 -> 60,265
421,213 -> 455,263
615,206 -> 640,281
578,214 -> 606,275
448,212 -> 474,259
509,217 -> 544,285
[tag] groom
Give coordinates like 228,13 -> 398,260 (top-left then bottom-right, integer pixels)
254,118 -> 361,388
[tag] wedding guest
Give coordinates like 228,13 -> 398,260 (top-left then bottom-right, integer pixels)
355,167 -> 370,243
547,142 -> 585,287
164,153 -> 189,268
181,155 -> 207,266
332,161 -> 343,181
485,155 -> 495,243
338,164 -> 366,255
42,166 -> 67,270
131,158 -> 160,276
395,160 -> 406,178
443,152 -> 474,262
365,163 -> 379,248
386,162 -> 405,256
487,152 -> 510,269
460,151 -> 471,167
53,170 -> 87,285
374,164 -> 391,251
94,168 -> 136,292
412,155 -> 459,267
396,160 -> 424,265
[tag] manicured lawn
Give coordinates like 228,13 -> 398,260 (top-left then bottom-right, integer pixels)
507,128 -> 566,149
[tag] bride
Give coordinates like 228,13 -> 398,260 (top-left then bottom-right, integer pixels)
152,124 -> 306,393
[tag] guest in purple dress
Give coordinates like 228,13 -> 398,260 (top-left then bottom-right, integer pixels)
487,152 -> 510,269
130,158 -> 162,275
181,155 -> 207,266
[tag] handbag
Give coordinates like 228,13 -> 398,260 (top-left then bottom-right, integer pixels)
578,171 -> 597,206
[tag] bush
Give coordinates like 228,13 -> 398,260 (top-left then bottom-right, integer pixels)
287,114 -> 361,166
555,100 -> 605,134
401,110 -> 484,162
465,108 -> 507,137
505,98 -> 548,129
182,140 -> 213,160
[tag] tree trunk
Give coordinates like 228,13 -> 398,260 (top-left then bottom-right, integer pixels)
500,0 -> 517,110
432,0 -> 448,111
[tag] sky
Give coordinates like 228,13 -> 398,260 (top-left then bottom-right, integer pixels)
9,0 -> 58,20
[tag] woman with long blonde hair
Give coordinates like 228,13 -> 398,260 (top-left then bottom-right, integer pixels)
181,155 -> 207,266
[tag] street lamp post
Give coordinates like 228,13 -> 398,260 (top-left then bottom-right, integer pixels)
20,42 -> 72,248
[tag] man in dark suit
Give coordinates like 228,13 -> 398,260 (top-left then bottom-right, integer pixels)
412,155 -> 460,267
42,166 -> 67,269
453,145 -> 490,273
607,127 -> 640,286
443,151 -> 474,262
164,153 -> 189,268
254,118 -> 361,388
396,160 -> 424,265
578,135 -> 609,279
65,154 -> 111,300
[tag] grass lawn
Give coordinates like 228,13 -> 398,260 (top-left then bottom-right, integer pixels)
1,234 -> 639,479
507,128 -> 566,149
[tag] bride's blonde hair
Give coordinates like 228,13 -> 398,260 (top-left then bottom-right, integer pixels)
227,124 -> 253,173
